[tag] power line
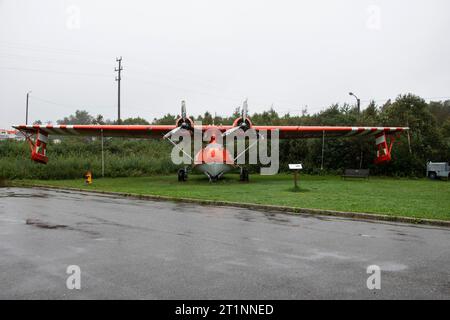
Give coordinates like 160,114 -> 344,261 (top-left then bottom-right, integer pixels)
29,94 -> 151,118
7,61 -> 450,116
0,51 -> 113,68
0,40 -> 88,55
29,95 -> 81,109
0,66 -> 111,78
1,42 -> 433,108
0,41 -> 228,89
0,43 -> 302,107
2,41 -> 449,103
2,43 -> 449,116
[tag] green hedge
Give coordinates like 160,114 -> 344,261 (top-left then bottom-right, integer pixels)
0,139 -> 178,180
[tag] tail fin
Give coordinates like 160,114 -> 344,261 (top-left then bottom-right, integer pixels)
31,131 -> 49,164
374,132 -> 393,164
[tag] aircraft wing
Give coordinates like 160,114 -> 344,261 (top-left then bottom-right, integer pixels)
251,126 -> 409,139
13,123 -> 409,165
13,124 -> 237,139
13,124 -> 177,139
14,124 -> 409,139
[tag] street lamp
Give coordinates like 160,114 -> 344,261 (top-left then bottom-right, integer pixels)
26,91 -> 32,125
349,92 -> 360,113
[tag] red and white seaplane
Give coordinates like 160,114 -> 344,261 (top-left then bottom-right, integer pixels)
13,100 -> 409,182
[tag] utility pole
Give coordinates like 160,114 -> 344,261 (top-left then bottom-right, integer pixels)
321,130 -> 325,170
115,57 -> 123,124
101,129 -> 105,178
26,91 -> 31,125
406,118 -> 412,155
349,92 -> 363,168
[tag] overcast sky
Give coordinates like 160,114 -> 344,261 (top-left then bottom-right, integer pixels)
1,0 -> 449,128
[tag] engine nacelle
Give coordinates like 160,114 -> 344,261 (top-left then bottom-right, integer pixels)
175,116 -> 194,130
232,116 -> 253,130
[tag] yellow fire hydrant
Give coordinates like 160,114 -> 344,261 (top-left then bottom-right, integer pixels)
84,170 -> 93,185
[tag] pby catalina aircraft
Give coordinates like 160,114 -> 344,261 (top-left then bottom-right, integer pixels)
14,100 -> 409,182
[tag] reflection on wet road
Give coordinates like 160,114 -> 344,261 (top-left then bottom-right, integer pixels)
0,187 -> 449,299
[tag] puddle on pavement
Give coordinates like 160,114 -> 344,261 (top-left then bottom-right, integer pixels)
25,218 -> 67,229
0,191 -> 49,199
25,218 -> 101,236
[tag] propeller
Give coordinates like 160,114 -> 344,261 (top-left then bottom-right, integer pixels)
222,124 -> 242,138
242,98 -> 248,123
163,126 -> 182,139
223,99 -> 250,137
164,100 -> 191,139
181,100 -> 187,122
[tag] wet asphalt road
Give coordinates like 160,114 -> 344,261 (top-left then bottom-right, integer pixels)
0,187 -> 449,299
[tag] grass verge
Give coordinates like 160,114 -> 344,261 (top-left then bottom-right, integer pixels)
13,174 -> 450,222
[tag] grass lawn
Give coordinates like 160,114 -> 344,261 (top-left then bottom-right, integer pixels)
16,174 -> 450,221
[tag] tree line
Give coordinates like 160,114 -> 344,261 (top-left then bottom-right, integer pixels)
1,93 -> 449,179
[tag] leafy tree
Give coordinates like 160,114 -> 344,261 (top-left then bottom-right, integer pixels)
429,100 -> 450,125
122,117 -> 150,125
93,114 -> 105,125
380,94 -> 446,175
153,114 -> 176,125
57,110 -> 94,125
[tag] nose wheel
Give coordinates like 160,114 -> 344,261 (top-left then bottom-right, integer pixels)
240,168 -> 249,182
178,168 -> 188,182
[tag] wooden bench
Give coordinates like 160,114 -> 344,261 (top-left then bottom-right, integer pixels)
342,169 -> 369,180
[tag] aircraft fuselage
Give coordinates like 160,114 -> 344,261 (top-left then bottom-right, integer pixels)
193,142 -> 236,180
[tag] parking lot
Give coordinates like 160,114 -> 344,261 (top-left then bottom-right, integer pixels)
0,187 -> 449,299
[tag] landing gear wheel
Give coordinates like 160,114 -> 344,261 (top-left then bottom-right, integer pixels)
240,168 -> 249,182
178,168 -> 187,182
